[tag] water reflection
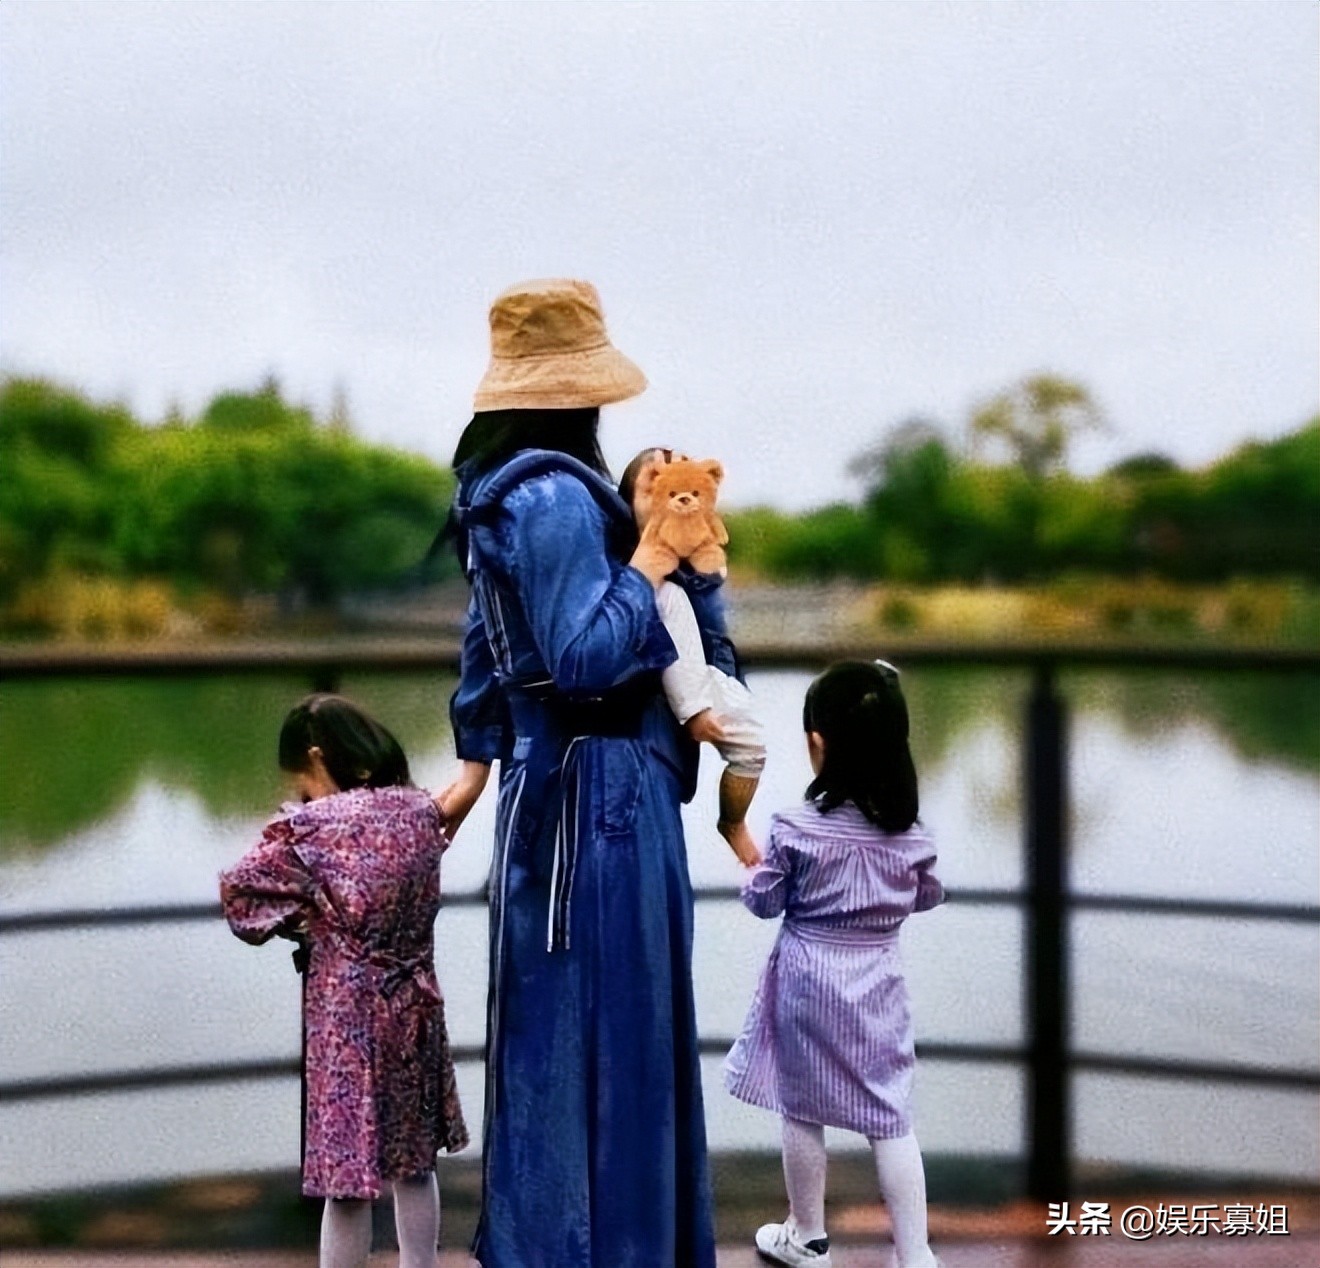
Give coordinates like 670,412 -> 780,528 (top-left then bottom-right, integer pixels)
0,674 -> 455,850
0,666 -> 1316,854
0,665 -> 1315,1193
1069,668 -> 1320,771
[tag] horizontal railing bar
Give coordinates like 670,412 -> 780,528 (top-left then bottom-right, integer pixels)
0,1050 -> 498,1104
0,889 -> 498,934
689,885 -> 1028,906
689,888 -> 1318,922
701,1038 -> 1029,1063
5,886 -> 1315,936
1,640 -> 1317,680
1070,1051 -> 1320,1089
0,902 -> 225,934
1069,893 -> 1320,923
6,1041 -> 1315,1105
0,1059 -> 304,1102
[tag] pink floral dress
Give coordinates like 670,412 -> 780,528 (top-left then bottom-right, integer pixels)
220,785 -> 468,1199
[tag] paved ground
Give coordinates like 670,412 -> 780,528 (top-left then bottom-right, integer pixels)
5,1240 -> 1319,1266
7,1188 -> 1317,1266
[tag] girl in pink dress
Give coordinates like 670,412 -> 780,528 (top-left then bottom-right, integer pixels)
220,694 -> 468,1268
724,661 -> 944,1268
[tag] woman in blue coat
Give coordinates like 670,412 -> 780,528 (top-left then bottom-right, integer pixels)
439,279 -> 720,1268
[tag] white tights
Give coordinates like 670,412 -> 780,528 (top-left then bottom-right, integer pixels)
319,1170 -> 440,1268
781,1117 -> 937,1268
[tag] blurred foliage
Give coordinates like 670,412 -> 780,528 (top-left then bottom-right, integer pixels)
858,579 -> 1320,649
0,376 -> 457,630
9,575 -> 179,641
3,370 -> 1317,637
968,374 -> 1108,479
728,374 -> 1318,590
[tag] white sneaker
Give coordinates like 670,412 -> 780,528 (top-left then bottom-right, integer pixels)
754,1216 -> 833,1267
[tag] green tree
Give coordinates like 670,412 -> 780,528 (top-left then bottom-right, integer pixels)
0,379 -> 133,592
763,503 -> 882,580
968,374 -> 1106,479
1121,421 -> 1319,581
200,377 -> 316,433
1107,452 -> 1180,481
851,419 -> 956,582
0,374 -> 458,611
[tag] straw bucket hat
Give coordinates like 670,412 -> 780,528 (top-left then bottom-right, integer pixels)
472,278 -> 647,412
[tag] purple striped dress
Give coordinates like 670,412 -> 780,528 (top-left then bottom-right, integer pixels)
723,798 -> 944,1138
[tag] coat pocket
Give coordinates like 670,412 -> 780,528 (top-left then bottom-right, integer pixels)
597,740 -> 647,837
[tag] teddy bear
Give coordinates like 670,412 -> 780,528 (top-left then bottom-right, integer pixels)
634,452 -> 729,575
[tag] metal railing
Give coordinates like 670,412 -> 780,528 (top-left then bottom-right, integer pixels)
2,640 -> 1317,1204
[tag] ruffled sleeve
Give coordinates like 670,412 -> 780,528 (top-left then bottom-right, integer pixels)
911,829 -> 946,913
218,809 -> 319,945
740,818 -> 795,920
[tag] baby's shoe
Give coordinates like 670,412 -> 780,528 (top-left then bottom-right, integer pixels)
755,1215 -> 832,1267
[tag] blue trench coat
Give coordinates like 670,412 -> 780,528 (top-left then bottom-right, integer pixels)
449,451 -> 723,1268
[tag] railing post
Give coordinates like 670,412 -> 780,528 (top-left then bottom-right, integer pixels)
1025,661 -> 1070,1202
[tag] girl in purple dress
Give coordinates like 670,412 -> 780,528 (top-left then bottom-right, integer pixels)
220,694 -> 468,1268
724,661 -> 944,1268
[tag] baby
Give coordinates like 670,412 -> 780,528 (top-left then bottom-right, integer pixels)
620,448 -> 766,867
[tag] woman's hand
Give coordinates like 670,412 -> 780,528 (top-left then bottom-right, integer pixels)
629,521 -> 680,587
436,761 -> 491,840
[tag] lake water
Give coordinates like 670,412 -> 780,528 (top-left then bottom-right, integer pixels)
1,667 -> 1316,1198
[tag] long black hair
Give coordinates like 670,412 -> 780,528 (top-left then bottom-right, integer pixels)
617,446 -> 676,513
803,660 -> 919,832
278,693 -> 412,791
451,407 -> 609,482
431,407 -> 612,568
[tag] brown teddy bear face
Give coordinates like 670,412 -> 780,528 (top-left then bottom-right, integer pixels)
635,454 -> 729,572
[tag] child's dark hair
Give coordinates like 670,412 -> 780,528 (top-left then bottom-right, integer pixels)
803,660 -> 918,832
618,446 -> 676,512
278,694 -> 412,791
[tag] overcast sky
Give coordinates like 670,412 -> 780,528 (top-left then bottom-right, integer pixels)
2,2 -> 1315,510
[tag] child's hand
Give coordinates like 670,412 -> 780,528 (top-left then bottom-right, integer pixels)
436,761 -> 491,839
685,708 -> 727,746
718,818 -> 763,868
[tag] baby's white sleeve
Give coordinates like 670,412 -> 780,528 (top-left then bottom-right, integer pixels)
656,581 -> 716,723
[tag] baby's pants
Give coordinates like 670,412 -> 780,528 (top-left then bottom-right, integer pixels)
710,674 -> 767,779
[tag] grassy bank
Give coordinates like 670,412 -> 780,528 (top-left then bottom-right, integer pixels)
4,574 -> 1319,650
780,576 -> 1320,650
